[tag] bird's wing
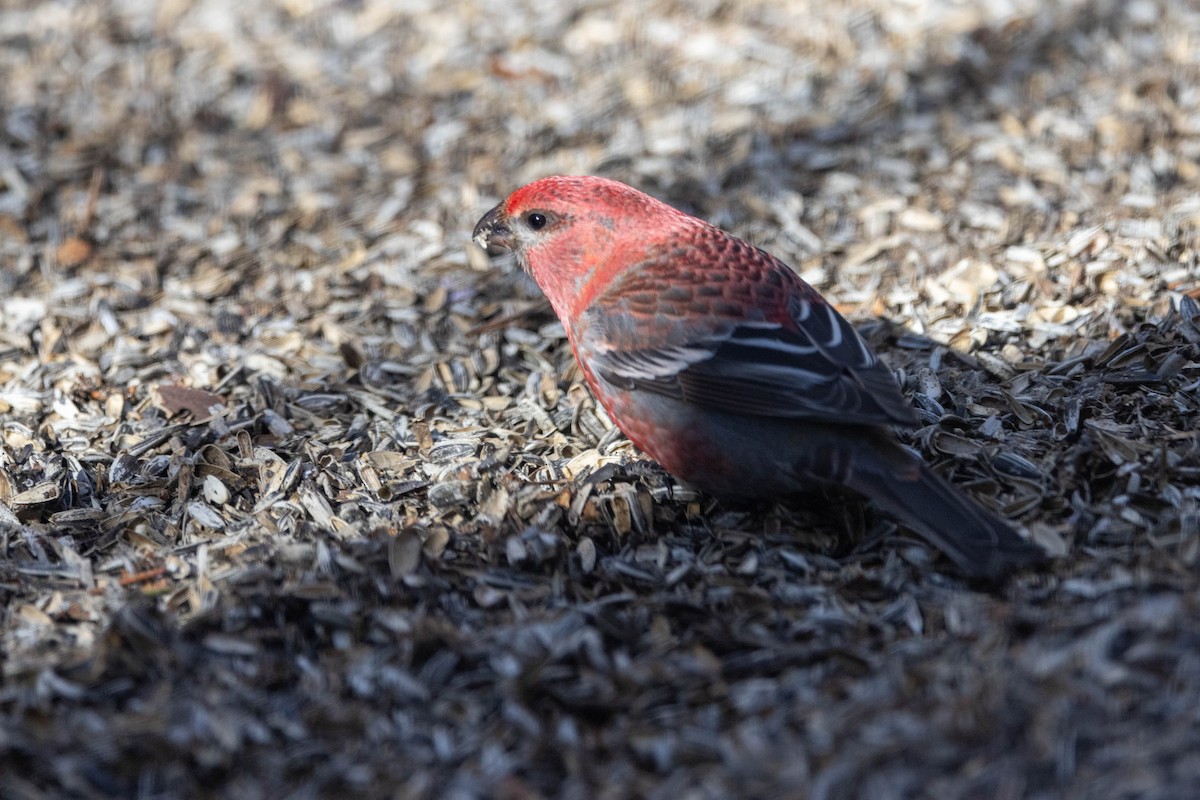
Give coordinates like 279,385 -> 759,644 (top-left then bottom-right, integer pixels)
578,236 -> 918,428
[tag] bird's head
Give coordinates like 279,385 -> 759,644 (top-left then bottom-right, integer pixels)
473,175 -> 691,319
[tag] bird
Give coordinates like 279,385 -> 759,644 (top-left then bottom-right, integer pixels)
473,175 -> 1047,579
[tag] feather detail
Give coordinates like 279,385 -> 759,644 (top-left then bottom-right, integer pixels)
579,232 -> 917,427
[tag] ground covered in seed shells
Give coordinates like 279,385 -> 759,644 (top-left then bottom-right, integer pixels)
2,1 -> 1200,798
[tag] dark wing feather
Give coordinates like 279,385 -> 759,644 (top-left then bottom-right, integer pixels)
580,241 -> 918,428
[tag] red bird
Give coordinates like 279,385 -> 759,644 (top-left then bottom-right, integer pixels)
473,176 -> 1045,579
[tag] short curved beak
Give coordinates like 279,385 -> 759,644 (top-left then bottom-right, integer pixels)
473,204 -> 515,252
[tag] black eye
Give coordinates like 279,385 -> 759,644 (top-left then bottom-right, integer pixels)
525,212 -> 547,230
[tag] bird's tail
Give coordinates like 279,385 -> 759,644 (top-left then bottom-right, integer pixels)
845,438 -> 1047,580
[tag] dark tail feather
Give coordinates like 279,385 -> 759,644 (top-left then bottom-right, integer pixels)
847,443 -> 1047,580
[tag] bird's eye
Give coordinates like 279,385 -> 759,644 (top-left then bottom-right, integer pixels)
525,212 -> 548,230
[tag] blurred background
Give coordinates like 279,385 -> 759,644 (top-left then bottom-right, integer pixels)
4,0 -> 1196,327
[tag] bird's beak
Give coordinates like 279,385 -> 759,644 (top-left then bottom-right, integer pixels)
473,204 -> 515,252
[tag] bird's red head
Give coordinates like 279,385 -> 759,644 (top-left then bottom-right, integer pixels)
473,176 -> 695,320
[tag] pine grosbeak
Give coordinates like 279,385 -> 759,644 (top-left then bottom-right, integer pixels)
473,176 -> 1045,579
